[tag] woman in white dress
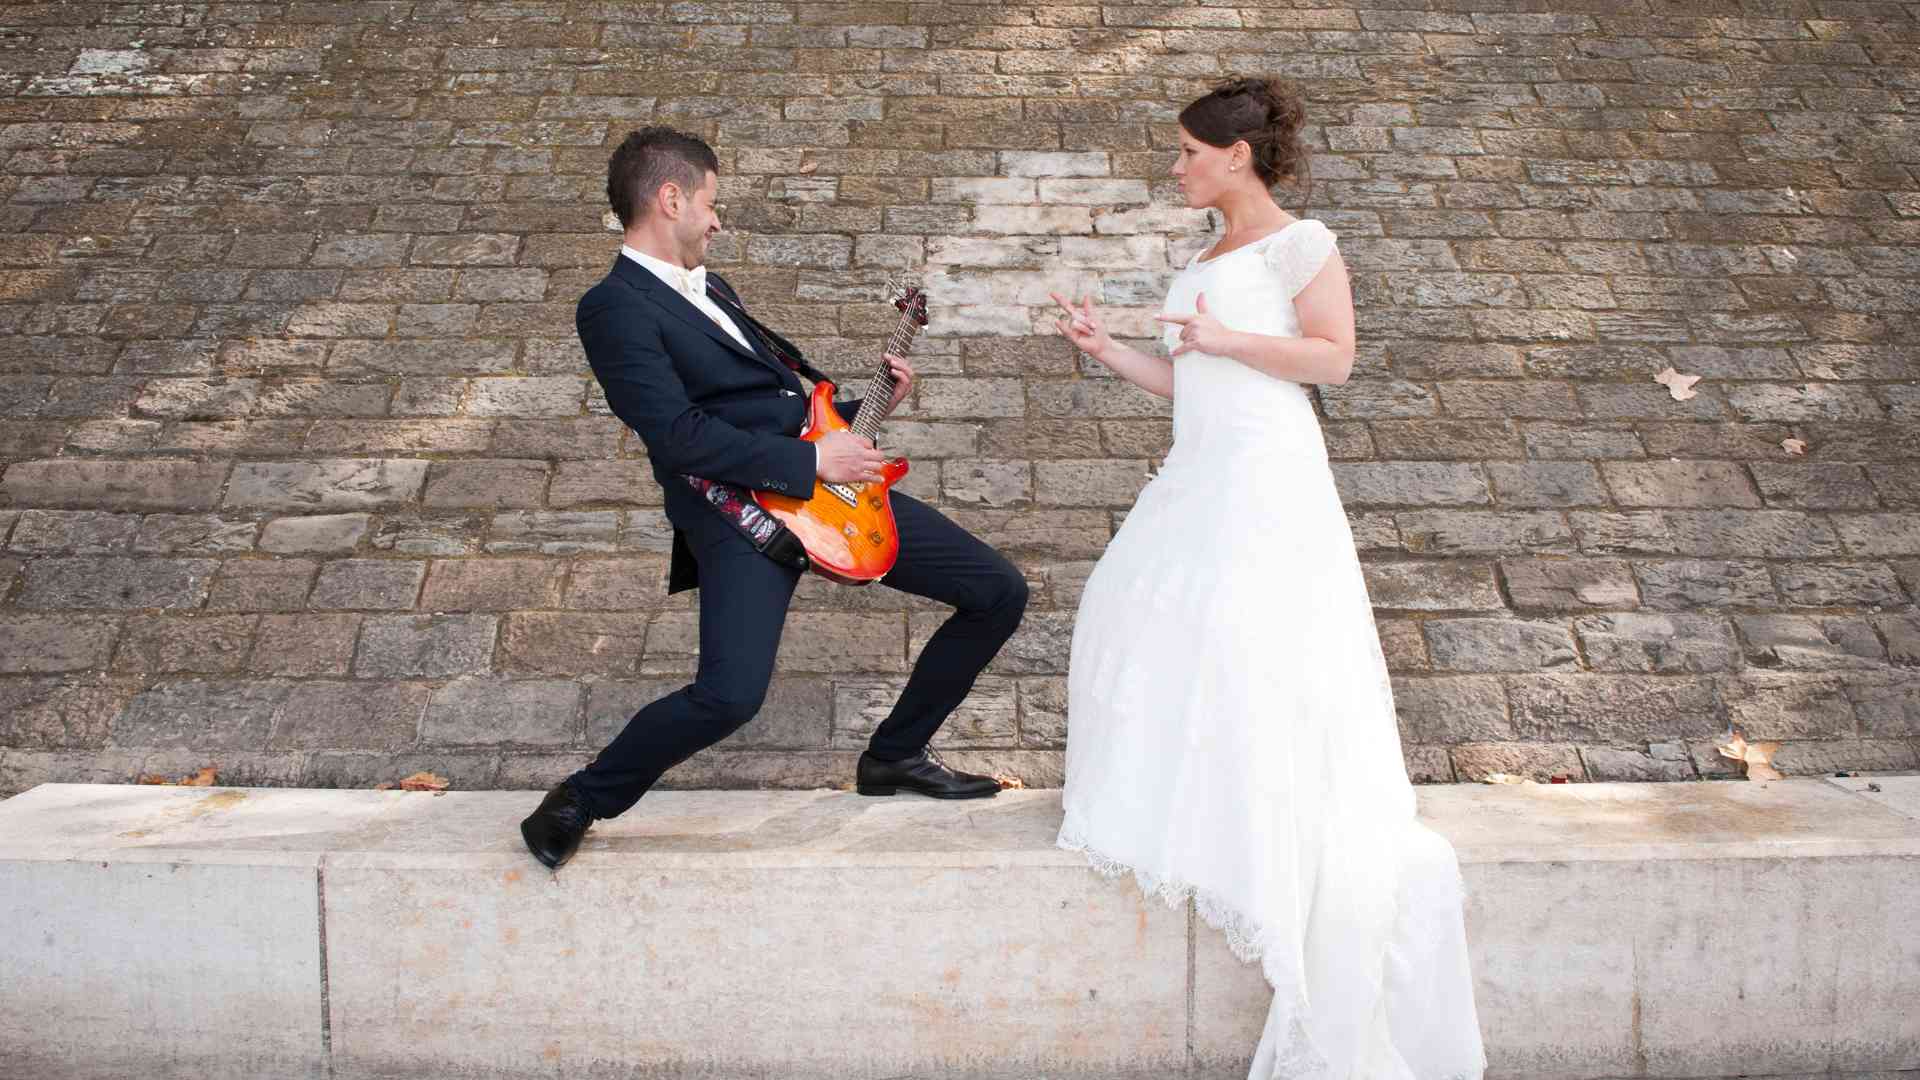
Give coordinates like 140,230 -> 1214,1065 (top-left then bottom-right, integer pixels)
1050,78 -> 1488,1080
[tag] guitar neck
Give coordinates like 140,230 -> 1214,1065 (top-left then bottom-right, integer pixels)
847,307 -> 921,441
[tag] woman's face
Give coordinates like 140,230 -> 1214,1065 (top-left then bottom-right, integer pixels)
1171,125 -> 1244,209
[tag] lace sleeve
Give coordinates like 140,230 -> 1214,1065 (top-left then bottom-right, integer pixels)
1263,219 -> 1338,299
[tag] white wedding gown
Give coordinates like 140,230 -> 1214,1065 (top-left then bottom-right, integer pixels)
1059,219 -> 1487,1080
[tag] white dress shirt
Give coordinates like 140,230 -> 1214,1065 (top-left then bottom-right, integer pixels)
620,244 -> 755,355
619,244 -> 816,476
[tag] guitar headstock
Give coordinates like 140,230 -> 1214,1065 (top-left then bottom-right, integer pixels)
886,276 -> 930,327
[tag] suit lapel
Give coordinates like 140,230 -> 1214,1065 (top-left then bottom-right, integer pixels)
609,256 -> 789,379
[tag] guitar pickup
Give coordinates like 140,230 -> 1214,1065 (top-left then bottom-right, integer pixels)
824,482 -> 860,507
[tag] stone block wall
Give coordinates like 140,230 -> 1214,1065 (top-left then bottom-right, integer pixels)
1,0 -> 1917,794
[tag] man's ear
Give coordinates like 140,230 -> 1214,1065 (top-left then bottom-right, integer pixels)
656,181 -> 682,221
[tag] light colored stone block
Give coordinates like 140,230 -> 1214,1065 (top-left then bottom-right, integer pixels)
1,781 -> 1916,1080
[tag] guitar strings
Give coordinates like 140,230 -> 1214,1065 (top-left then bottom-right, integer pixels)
851,303 -> 921,443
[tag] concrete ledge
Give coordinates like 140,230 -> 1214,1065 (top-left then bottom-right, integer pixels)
2,778 -> 1917,1080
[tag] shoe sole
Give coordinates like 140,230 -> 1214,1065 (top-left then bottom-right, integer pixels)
856,784 -> 999,799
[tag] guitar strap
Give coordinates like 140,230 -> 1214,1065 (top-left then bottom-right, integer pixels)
677,279 -> 823,575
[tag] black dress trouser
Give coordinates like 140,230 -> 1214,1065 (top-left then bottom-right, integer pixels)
567,491 -> 1028,819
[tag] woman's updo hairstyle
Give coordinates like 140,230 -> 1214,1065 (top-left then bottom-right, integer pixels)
1178,76 -> 1310,190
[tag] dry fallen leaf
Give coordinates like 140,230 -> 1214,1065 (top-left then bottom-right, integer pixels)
398,770 -> 450,792
1654,367 -> 1702,401
138,766 -> 219,786
992,773 -> 1026,790
1481,772 -> 1535,785
1782,438 -> 1807,456
1716,731 -> 1783,782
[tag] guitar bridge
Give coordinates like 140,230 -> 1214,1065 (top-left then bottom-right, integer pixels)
824,482 -> 860,507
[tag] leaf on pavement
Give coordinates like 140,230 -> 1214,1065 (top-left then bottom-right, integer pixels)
1716,731 -> 1783,782
398,770 -> 450,792
1654,367 -> 1702,401
1481,772 -> 1535,785
137,765 -> 219,786
992,773 -> 1026,790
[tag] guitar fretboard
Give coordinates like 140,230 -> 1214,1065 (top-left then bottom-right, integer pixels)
848,306 -> 922,442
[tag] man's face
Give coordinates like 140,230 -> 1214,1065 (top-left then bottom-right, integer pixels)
673,169 -> 722,269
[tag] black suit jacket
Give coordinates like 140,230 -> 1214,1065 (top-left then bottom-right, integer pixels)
576,254 -> 855,593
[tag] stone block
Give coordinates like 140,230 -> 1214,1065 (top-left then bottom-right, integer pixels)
309,559 -> 426,611
132,515 -> 260,555
6,510 -> 141,554
271,681 -> 430,750
1333,462 -> 1491,507
205,558 -> 316,612
548,460 -> 659,508
1448,741 -> 1585,782
1391,675 -> 1512,742
1601,461 -> 1760,509
258,514 -> 371,555
1633,559 -> 1777,610
111,614 -> 256,674
423,460 -> 550,509
353,614 -> 498,678
0,458 -> 229,512
1397,511 -> 1574,555
833,676 -> 1017,749
1573,613 -> 1740,674
111,679 -> 291,749
942,459 -> 1033,507
1579,746 -> 1696,782
1774,562 -> 1907,608
1486,462 -> 1607,507
420,558 -> 566,612
1506,674 -> 1721,743
1032,459 -> 1150,507
249,614 -> 362,677
422,678 -> 581,747
1737,614 -> 1887,670
1018,676 -> 1068,748
225,459 -> 428,512
17,557 -> 217,611
1362,562 -> 1504,611
0,676 -> 133,749
498,612 -> 649,676
0,819 -> 327,1079
490,510 -> 624,556
1718,673 -> 1856,739
563,557 -> 672,610
1425,618 -> 1579,673
1500,558 -> 1639,610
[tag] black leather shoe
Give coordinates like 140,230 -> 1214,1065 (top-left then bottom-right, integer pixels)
520,781 -> 594,869
856,748 -> 1000,800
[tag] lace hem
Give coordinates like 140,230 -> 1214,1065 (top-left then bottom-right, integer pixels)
1057,825 -> 1485,1080
1056,827 -> 1333,1080
1058,826 -> 1270,965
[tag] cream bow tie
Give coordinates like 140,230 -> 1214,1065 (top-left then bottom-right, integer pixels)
679,265 -> 707,299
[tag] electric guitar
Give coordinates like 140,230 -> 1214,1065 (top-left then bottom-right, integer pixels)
753,282 -> 928,585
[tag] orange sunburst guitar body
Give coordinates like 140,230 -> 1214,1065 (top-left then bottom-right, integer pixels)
752,281 -> 929,586
753,380 -> 910,585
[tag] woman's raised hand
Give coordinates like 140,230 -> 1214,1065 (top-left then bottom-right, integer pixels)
1152,292 -> 1233,358
1050,291 -> 1113,362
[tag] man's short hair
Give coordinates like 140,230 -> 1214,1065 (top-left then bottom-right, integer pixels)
606,126 -> 720,228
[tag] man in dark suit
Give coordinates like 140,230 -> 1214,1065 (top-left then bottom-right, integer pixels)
521,127 -> 1029,869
